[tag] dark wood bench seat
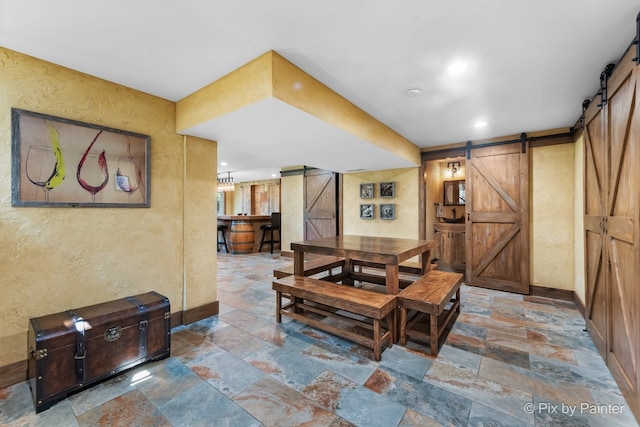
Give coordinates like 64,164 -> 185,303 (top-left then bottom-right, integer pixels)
397,270 -> 463,357
273,275 -> 396,361
273,255 -> 345,279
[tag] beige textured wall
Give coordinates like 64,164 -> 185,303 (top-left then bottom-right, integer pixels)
573,136 -> 585,303
281,174 -> 304,252
343,168 -> 420,238
184,136 -> 218,308
530,143 -> 575,290
0,47 -> 217,367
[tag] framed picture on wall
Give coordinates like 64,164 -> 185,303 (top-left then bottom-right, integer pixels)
380,182 -> 395,198
360,183 -> 374,199
380,204 -> 395,220
360,204 -> 375,219
11,108 -> 150,208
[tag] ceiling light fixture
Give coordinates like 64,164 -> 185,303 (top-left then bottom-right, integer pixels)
217,172 -> 235,192
447,61 -> 467,75
403,88 -> 422,97
220,162 -> 228,166
474,120 -> 487,128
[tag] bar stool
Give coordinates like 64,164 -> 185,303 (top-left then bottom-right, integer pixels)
259,212 -> 281,253
217,224 -> 229,253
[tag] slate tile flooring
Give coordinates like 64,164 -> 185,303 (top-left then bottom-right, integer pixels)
1,252 -> 638,426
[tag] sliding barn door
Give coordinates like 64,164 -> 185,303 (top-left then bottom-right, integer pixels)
466,142 -> 529,293
585,52 -> 640,417
606,59 -> 639,416
584,91 -> 608,357
304,169 -> 338,240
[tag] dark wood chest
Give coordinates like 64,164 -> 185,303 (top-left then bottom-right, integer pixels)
28,291 -> 171,413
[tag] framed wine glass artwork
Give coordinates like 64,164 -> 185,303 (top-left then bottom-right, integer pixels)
11,108 -> 150,207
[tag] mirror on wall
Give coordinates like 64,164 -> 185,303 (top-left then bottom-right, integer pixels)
443,180 -> 465,206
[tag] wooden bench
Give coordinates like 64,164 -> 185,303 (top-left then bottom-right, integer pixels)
273,255 -> 345,279
397,270 -> 463,357
273,275 -> 396,361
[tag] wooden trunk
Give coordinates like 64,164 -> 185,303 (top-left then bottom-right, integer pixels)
27,291 -> 171,413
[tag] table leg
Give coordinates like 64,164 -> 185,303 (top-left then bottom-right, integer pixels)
399,307 -> 406,346
385,264 -> 399,295
294,251 -> 305,276
421,249 -> 431,273
344,257 -> 353,286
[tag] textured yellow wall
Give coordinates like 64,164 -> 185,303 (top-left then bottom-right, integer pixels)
281,174 -> 304,252
0,47 -> 217,367
530,143 -> 575,290
184,136 -> 218,308
343,168 -> 420,238
573,136 -> 585,303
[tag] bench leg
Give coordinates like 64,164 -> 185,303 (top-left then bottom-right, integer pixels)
430,313 -> 438,357
388,309 -> 396,346
373,319 -> 381,361
275,290 -> 282,323
399,307 -> 407,346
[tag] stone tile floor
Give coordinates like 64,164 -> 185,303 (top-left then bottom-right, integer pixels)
1,252 -> 638,426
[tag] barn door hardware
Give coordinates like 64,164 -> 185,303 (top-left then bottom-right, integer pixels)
579,99 -> 591,130
634,12 -> 640,64
520,133 -> 527,154
597,63 -> 616,107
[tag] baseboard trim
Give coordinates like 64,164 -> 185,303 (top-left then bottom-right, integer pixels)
182,301 -> 219,325
529,285 -> 575,302
1,300 -> 220,389
573,294 -> 586,318
0,359 -> 27,390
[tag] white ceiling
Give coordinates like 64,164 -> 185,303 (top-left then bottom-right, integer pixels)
1,1 -> 639,182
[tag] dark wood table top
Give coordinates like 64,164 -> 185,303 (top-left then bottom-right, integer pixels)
291,235 -> 434,264
218,215 -> 271,221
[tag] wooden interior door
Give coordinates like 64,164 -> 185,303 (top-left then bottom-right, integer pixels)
304,169 -> 338,240
603,59 -> 639,415
466,142 -> 529,293
584,92 -> 608,356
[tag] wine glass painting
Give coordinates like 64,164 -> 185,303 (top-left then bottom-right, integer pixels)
11,108 -> 150,207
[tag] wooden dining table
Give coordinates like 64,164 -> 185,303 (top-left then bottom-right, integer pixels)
290,235 -> 435,295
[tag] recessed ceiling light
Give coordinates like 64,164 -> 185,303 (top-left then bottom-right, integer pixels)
271,174 -> 277,178
474,120 -> 487,128
403,88 -> 422,97
447,61 -> 468,75
220,162 -> 228,166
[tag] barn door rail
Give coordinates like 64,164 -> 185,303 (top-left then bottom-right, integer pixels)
634,11 -> 640,65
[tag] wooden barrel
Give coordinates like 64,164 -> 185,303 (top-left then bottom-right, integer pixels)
230,220 -> 254,254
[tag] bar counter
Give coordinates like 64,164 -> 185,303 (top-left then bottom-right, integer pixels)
217,215 -> 271,253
